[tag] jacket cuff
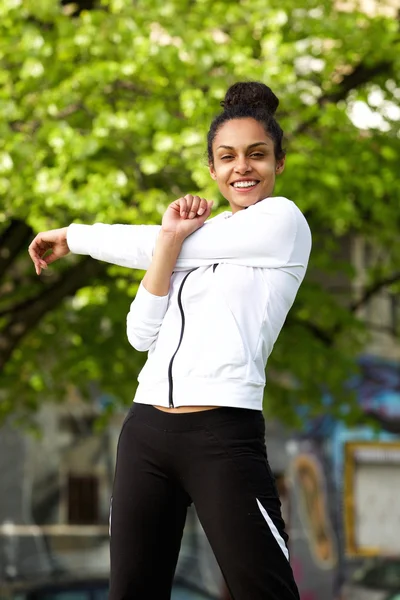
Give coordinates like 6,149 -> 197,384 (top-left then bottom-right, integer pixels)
67,224 -> 94,255
130,283 -> 169,320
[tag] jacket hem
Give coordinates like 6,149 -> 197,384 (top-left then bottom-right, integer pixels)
133,378 -> 265,411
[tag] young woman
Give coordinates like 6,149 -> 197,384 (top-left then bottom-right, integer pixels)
29,81 -> 311,600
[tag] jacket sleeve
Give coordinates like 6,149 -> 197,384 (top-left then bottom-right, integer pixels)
67,223 -> 161,271
126,283 -> 169,352
67,197 -> 311,275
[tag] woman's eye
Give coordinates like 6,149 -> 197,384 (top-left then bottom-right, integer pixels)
251,153 -> 264,158
221,155 -> 233,160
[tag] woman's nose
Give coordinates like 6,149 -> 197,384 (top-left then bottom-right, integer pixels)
234,157 -> 251,173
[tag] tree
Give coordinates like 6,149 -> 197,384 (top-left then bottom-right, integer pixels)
0,0 -> 399,424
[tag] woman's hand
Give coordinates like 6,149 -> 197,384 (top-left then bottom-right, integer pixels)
162,195 -> 213,240
28,227 -> 70,275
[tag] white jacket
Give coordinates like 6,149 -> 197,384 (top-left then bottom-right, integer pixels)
67,196 -> 312,410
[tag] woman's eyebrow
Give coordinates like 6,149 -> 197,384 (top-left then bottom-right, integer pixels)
247,142 -> 269,149
216,142 -> 270,150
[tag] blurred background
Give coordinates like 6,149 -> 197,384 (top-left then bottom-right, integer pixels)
0,0 -> 399,598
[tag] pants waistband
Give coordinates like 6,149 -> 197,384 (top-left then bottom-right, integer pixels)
131,402 -> 262,431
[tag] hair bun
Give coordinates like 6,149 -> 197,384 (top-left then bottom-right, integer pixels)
221,81 -> 279,115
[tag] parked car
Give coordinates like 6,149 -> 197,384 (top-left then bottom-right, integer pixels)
0,573 -> 215,600
341,558 -> 400,600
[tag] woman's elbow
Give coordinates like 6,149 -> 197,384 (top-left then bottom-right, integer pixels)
126,312 -> 161,351
126,329 -> 154,352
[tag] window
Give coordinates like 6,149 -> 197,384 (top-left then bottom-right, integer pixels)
67,475 -> 99,525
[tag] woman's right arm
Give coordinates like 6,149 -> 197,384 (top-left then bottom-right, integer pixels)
126,230 -> 182,352
126,196 -> 212,352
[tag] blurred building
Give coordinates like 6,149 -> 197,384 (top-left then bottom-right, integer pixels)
0,392 -> 227,597
277,234 -> 400,600
0,396 -> 114,581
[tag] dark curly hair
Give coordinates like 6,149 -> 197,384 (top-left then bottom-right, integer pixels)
207,81 -> 285,164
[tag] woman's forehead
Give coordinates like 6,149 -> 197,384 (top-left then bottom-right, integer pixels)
214,118 -> 273,150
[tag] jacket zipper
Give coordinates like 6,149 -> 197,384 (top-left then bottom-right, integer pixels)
167,268 -> 198,408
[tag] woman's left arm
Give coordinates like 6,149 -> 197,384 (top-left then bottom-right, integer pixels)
176,196 -> 312,278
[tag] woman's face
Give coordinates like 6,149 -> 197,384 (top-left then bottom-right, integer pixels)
209,118 -> 285,213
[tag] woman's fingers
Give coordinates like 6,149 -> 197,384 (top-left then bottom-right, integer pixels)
187,195 -> 200,219
164,197 -> 213,237
28,236 -> 45,262
202,200 -> 213,221
181,195 -> 208,219
197,197 -> 209,216
175,195 -> 211,221
28,236 -> 50,274
28,227 -> 69,275
179,196 -> 188,217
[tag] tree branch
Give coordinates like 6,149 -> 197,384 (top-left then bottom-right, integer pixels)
286,316 -> 333,346
292,57 -> 397,137
287,270 -> 400,347
0,257 -> 107,373
321,60 -> 395,105
350,271 -> 400,312
0,220 -> 33,277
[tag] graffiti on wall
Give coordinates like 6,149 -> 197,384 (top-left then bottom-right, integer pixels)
292,453 -> 337,570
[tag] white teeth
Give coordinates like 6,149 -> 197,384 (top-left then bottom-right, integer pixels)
233,181 -> 258,188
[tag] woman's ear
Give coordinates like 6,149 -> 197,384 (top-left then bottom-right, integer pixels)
275,156 -> 286,175
209,162 -> 217,181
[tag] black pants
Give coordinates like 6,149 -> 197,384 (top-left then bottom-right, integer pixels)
109,403 -> 300,600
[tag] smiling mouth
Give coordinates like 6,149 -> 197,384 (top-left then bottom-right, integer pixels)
231,180 -> 260,191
